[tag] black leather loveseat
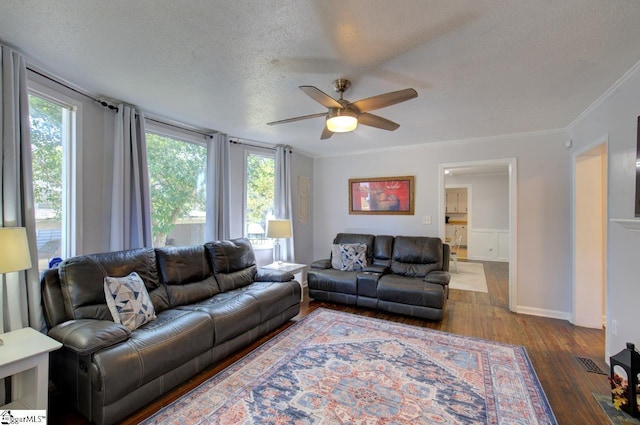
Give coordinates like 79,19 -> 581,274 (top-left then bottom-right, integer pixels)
308,233 -> 450,320
40,238 -> 300,425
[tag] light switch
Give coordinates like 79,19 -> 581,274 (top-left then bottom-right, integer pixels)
422,215 -> 431,225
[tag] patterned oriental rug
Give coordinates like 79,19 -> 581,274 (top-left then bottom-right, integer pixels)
141,308 -> 557,425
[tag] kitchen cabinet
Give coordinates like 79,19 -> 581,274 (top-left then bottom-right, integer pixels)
445,224 -> 456,242
445,188 -> 468,213
455,224 -> 467,246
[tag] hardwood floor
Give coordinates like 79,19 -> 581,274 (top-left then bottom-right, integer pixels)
50,260 -> 610,424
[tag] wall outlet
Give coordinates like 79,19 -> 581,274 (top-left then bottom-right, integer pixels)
422,215 -> 431,225
611,319 -> 618,336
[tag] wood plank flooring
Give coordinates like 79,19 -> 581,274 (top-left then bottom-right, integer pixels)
50,260 -> 611,425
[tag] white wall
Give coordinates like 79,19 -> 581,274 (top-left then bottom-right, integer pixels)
313,131 -> 572,316
445,173 -> 509,229
568,64 -> 640,359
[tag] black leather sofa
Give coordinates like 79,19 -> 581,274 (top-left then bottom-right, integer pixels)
308,233 -> 450,320
40,238 -> 300,425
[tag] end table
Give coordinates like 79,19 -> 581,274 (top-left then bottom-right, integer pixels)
0,327 -> 62,411
262,262 -> 308,301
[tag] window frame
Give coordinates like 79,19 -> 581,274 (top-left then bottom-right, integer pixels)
243,147 -> 276,250
27,79 -> 82,259
144,120 -> 209,247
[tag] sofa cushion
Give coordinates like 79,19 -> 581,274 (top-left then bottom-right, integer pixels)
178,291 -> 262,345
333,233 -> 375,264
58,248 -> 170,320
372,235 -> 394,267
331,243 -> 367,271
104,272 -> 156,331
307,268 -> 358,295
377,274 -> 446,309
206,238 -> 257,291
390,236 -> 443,277
156,245 -> 221,307
92,309 -> 214,406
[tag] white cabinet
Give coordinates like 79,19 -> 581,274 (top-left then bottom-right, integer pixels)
445,188 -> 468,213
454,224 -> 467,245
445,224 -> 456,241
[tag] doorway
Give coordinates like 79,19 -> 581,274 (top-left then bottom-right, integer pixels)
572,140 -> 607,328
439,158 -> 517,311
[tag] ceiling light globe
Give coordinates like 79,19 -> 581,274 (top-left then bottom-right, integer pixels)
326,108 -> 358,133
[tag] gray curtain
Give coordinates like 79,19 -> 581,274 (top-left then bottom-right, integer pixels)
0,45 -> 44,333
274,145 -> 294,262
109,105 -> 153,250
205,133 -> 230,241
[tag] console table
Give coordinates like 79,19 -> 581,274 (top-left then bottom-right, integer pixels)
0,327 -> 62,411
262,262 -> 308,301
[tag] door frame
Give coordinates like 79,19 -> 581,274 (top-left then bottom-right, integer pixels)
439,158 -> 518,311
571,136 -> 608,328
444,183 -> 472,250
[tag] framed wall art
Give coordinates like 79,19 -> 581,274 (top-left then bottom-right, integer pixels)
349,176 -> 414,215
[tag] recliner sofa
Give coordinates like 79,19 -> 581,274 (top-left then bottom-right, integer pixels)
308,233 -> 450,320
40,238 -> 300,425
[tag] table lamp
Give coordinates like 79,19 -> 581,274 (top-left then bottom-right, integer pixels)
266,219 -> 291,265
0,227 -> 33,346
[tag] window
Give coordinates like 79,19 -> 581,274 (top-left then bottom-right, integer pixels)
28,93 -> 74,271
146,132 -> 207,247
245,151 -> 275,247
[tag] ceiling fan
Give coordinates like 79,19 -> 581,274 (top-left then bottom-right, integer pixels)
267,79 -> 418,140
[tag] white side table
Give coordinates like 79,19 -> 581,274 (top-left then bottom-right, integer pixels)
0,327 -> 62,411
262,262 -> 308,301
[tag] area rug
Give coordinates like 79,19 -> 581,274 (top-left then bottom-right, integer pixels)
141,308 -> 556,424
449,261 -> 489,293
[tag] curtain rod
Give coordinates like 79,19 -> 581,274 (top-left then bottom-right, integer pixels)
145,116 -> 214,139
26,66 -> 119,111
26,65 -> 284,148
27,66 -> 214,138
230,139 -> 286,152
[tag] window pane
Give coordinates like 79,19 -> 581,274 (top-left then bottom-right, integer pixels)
146,133 -> 207,247
29,94 -> 65,271
245,152 -> 275,247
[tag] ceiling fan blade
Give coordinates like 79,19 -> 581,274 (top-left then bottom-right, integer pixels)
300,86 -> 343,109
350,88 -> 417,113
267,112 -> 327,126
357,112 -> 400,131
320,124 -> 334,140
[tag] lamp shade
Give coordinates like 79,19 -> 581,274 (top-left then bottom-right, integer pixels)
266,219 -> 292,239
0,227 -> 32,274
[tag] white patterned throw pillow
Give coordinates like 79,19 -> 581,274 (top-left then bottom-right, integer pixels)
104,272 -> 156,331
331,243 -> 368,271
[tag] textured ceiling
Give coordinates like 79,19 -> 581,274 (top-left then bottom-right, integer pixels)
2,0 -> 640,157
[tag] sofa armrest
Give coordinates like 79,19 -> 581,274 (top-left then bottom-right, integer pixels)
48,319 -> 131,356
310,259 -> 331,269
255,269 -> 294,282
363,265 -> 388,274
424,270 -> 450,286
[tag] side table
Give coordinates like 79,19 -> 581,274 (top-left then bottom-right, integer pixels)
262,262 -> 308,301
0,327 -> 62,411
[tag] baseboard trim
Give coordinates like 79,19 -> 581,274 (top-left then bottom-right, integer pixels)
516,305 -> 571,321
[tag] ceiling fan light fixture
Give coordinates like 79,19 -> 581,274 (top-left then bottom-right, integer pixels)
326,108 -> 358,133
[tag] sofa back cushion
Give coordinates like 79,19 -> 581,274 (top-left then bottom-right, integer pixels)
372,235 -> 394,267
156,245 -> 221,307
333,233 -> 375,265
58,248 -> 170,320
390,236 -> 443,277
205,238 -> 257,292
